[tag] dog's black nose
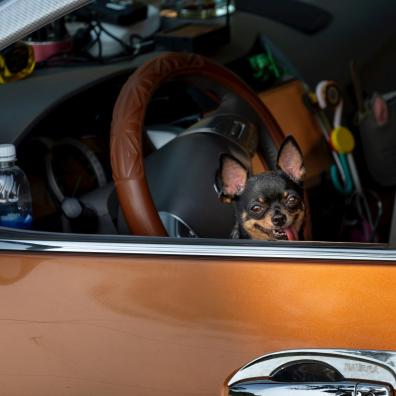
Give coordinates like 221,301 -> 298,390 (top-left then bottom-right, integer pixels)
272,213 -> 286,227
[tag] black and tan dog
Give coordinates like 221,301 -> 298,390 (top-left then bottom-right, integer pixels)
217,136 -> 306,240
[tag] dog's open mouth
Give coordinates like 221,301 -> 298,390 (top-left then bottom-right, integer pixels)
273,229 -> 288,240
272,228 -> 297,241
254,224 -> 298,241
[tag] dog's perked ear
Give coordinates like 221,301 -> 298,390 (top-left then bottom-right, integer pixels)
216,154 -> 248,203
277,135 -> 306,183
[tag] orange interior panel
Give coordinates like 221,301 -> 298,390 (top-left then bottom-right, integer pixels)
259,80 -> 332,186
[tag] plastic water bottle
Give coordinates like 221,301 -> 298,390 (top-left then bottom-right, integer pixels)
0,144 -> 32,229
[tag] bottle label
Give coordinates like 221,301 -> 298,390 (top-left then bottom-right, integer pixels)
0,213 -> 32,229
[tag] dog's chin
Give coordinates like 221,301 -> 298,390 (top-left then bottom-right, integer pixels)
252,223 -> 299,241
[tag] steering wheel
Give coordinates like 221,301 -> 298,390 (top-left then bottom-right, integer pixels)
110,52 -> 285,236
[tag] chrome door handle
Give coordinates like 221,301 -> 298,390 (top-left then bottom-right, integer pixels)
227,350 -> 396,396
229,382 -> 390,396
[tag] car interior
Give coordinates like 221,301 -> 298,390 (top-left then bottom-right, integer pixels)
1,0 -> 396,246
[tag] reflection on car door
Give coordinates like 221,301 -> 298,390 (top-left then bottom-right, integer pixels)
0,237 -> 395,395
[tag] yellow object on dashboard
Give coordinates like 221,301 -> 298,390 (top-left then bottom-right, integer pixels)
330,126 -> 355,153
0,42 -> 35,84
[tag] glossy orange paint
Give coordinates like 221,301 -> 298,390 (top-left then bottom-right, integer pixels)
0,252 -> 395,395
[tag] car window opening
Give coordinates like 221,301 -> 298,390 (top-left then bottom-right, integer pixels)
0,2 -> 395,249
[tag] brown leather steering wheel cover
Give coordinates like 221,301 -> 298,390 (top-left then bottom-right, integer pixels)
110,52 -> 285,236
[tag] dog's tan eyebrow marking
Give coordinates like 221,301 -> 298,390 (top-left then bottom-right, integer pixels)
241,211 -> 248,221
257,197 -> 265,204
283,192 -> 289,198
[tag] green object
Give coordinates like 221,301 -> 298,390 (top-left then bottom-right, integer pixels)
248,45 -> 282,82
330,153 -> 354,195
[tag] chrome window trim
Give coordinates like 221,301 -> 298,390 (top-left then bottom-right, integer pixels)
0,238 -> 395,261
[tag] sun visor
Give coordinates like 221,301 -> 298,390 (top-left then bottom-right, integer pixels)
0,0 -> 92,50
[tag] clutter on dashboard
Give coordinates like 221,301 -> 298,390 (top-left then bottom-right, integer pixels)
0,144 -> 32,229
6,1 -> 160,69
1,1 -> 234,75
160,0 -> 234,20
72,0 -> 159,57
79,0 -> 148,26
23,19 -> 73,63
155,0 -> 233,53
154,22 -> 229,53
0,42 -> 36,84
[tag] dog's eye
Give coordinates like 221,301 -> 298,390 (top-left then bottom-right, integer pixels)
286,195 -> 300,208
250,204 -> 264,214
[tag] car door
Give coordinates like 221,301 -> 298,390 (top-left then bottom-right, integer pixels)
0,233 -> 395,395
